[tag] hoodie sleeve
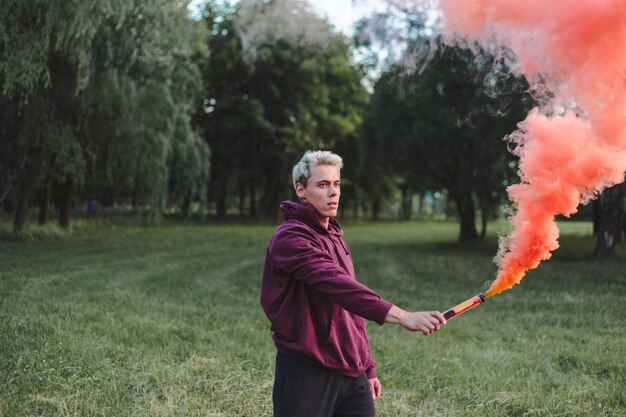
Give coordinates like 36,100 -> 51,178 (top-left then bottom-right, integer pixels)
366,359 -> 377,379
270,224 -> 393,325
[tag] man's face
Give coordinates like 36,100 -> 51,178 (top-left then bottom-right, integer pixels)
295,164 -> 340,224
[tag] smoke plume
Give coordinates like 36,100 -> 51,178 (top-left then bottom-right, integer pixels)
437,0 -> 626,296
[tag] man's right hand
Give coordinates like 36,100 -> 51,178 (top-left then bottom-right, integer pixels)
384,305 -> 446,335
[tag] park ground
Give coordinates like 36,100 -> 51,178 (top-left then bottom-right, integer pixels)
1,219 -> 625,416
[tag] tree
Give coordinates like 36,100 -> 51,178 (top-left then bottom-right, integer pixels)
195,0 -> 368,219
1,0 -> 207,229
168,111 -> 211,218
194,2 -> 258,219
360,41 -> 531,241
249,37 -> 369,217
0,95 -> 23,215
82,1 -> 207,221
595,183 -> 625,257
1,0 -> 118,230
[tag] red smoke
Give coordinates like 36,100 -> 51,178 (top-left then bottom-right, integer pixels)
438,0 -> 626,296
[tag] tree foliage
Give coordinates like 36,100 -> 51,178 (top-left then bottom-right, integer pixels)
2,0 -> 619,259
0,0 -> 209,230
360,40 -> 532,240
195,0 -> 368,219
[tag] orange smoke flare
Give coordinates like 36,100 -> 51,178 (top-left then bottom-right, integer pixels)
439,0 -> 626,297
443,294 -> 485,319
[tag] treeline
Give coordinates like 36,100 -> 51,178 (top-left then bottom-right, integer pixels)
1,0 -> 209,231
0,0 -> 537,240
1,0 -> 623,246
196,1 -> 368,219
0,0 -> 372,230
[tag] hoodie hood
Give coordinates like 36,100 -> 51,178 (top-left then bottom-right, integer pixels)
280,200 -> 343,236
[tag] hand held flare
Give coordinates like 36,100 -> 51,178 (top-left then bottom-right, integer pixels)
442,293 -> 485,320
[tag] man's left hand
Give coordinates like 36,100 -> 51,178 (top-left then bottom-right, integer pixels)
368,377 -> 381,401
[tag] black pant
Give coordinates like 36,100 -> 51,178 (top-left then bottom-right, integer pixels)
273,352 -> 376,417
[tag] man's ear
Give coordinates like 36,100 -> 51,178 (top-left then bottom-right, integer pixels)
295,182 -> 306,199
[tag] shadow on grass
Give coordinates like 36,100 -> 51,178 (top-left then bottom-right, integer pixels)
372,233 -> 619,265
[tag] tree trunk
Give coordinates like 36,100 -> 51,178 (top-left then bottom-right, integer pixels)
101,186 -> 114,207
131,192 -> 138,209
400,186 -> 413,220
238,181 -> 245,218
59,178 -> 74,229
260,170 -> 286,220
592,198 -> 602,236
277,173 -> 291,220
38,178 -> 53,225
38,153 -> 57,225
99,145 -> 114,207
259,176 -> 272,218
480,209 -> 488,240
216,179 -> 227,221
453,192 -> 479,242
416,193 -> 425,216
479,202 -> 489,240
181,190 -> 191,218
372,198 -> 380,221
595,183 -> 625,257
249,185 -> 256,217
13,166 -> 38,233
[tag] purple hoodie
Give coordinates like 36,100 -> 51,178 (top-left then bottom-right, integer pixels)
261,201 -> 393,378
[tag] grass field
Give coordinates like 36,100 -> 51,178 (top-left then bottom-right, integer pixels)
1,219 -> 625,416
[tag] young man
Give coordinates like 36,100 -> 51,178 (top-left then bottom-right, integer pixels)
261,150 -> 446,417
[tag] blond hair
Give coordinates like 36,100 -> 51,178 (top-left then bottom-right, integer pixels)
292,150 -> 343,188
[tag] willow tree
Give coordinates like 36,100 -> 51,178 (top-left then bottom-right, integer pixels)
1,0 -> 208,229
168,111 -> 211,218
0,0 -> 110,230
83,0 -> 208,221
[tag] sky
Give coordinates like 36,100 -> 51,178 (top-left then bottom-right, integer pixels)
307,0 -> 386,35
188,0 -> 385,35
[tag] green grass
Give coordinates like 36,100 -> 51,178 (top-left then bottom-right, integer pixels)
1,220 -> 624,416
